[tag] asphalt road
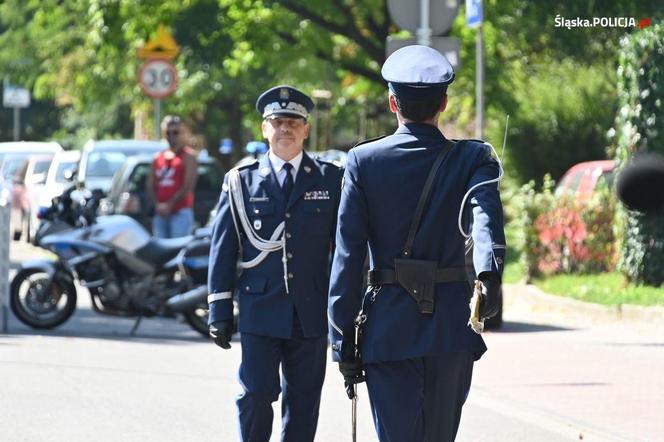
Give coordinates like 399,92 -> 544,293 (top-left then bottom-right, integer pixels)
1,242 -> 662,441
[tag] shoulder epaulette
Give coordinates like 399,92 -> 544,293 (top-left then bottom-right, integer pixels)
313,157 -> 336,166
452,138 -> 486,144
233,159 -> 259,172
351,135 -> 387,149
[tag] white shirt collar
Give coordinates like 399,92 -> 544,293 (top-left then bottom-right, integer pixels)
269,150 -> 303,178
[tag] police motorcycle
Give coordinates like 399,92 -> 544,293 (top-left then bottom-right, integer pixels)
10,180 -> 211,336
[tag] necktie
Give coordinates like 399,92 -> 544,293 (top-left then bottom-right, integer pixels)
282,162 -> 294,202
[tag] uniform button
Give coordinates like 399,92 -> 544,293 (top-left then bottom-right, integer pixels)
316,208 -> 321,213
288,273 -> 294,279
245,286 -> 250,291
285,212 -> 291,218
286,232 -> 292,239
287,253 -> 293,259
254,209 -> 260,214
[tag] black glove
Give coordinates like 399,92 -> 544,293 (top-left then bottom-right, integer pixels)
338,338 -> 365,399
339,359 -> 365,399
209,320 -> 233,349
478,272 -> 502,320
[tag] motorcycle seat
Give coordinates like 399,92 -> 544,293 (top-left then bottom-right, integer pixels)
135,235 -> 194,267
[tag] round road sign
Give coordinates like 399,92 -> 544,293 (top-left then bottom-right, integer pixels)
139,59 -> 178,98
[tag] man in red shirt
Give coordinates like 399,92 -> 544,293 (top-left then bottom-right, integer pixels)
147,115 -> 198,238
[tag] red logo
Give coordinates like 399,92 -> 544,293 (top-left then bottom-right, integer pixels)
639,18 -> 651,29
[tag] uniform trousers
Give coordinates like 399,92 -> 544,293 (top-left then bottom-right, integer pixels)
365,351 -> 475,442
236,330 -> 327,442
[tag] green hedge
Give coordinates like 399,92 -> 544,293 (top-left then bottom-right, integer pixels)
613,24 -> 664,286
490,61 -> 615,186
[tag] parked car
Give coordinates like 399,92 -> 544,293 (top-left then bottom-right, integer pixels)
0,141 -> 63,170
315,149 -> 348,168
8,154 -> 55,241
77,139 -> 166,192
556,160 -> 616,199
100,154 -> 224,232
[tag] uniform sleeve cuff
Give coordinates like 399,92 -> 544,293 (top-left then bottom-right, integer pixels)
208,291 -> 232,303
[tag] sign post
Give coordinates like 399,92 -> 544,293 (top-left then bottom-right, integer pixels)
386,0 -> 461,71
466,0 -> 484,139
137,25 -> 180,139
3,81 -> 31,141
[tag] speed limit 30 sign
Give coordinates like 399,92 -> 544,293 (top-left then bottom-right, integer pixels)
139,59 -> 178,98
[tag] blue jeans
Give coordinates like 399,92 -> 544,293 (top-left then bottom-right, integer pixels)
152,207 -> 194,238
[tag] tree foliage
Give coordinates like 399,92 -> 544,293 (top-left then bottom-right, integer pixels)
613,24 -> 664,286
0,0 -> 659,184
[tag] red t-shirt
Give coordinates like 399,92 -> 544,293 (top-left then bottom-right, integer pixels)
153,146 -> 195,212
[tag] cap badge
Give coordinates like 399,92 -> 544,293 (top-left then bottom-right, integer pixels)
279,88 -> 290,100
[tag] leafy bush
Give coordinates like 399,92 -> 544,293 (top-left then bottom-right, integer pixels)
613,24 -> 664,286
535,185 -> 617,274
512,175 -> 617,280
510,175 -> 556,281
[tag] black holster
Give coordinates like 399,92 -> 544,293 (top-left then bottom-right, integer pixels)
394,258 -> 437,314
368,141 -> 457,316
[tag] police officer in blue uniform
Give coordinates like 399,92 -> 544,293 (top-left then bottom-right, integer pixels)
207,85 -> 343,442
328,45 -> 505,441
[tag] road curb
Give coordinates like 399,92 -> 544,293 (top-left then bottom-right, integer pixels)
505,282 -> 664,324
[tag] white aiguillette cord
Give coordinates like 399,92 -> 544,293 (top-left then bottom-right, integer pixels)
227,169 -> 290,294
457,115 -> 508,238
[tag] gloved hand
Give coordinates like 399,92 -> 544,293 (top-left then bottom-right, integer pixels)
478,272 -> 502,320
338,339 -> 365,399
339,359 -> 365,399
209,320 -> 233,349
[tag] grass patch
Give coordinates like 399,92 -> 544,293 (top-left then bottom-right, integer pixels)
503,260 -> 525,284
502,226 -> 525,283
534,272 -> 664,306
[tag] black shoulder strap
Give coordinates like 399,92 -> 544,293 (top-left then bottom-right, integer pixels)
402,139 -> 455,258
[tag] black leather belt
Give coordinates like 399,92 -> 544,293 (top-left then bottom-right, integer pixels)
367,266 -> 468,286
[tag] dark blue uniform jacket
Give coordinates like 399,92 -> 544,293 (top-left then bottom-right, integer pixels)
328,123 -> 505,363
208,152 -> 342,339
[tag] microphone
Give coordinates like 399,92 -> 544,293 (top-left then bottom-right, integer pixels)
616,152 -> 664,213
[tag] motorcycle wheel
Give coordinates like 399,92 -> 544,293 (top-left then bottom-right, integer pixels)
182,301 -> 210,338
183,299 -> 239,338
10,269 -> 77,329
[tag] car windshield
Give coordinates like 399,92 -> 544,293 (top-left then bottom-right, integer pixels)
54,160 -> 79,183
33,159 -> 51,175
1,157 -> 27,181
86,151 -> 132,178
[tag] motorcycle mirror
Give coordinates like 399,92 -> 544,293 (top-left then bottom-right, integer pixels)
63,168 -> 77,182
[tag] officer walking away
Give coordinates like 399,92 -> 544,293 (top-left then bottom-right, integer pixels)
146,115 -> 198,238
328,45 -> 505,441
207,85 -> 343,441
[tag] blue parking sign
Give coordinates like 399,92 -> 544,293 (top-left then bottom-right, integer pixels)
466,0 -> 482,28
